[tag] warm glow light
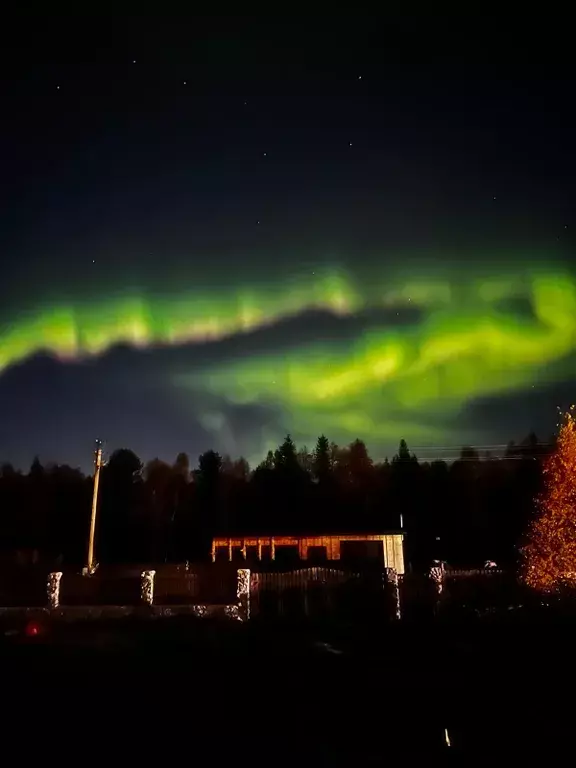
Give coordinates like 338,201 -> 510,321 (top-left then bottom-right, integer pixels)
212,533 -> 405,573
522,406 -> 576,591
25,620 -> 41,637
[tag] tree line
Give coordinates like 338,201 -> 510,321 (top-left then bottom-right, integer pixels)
0,432 -> 553,569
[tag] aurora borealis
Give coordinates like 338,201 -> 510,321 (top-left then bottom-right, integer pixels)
1,24 -> 575,469
2,256 -> 575,466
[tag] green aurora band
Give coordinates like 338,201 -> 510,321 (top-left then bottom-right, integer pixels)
1,257 -> 575,455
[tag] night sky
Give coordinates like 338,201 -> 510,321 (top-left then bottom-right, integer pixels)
1,19 -> 574,471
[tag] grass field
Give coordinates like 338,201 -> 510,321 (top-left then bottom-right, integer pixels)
1,608 -> 573,759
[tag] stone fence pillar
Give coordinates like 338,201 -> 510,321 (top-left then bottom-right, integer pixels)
237,568 -> 251,621
429,561 -> 446,615
429,562 -> 446,595
47,572 -> 63,609
141,570 -> 156,606
385,567 -> 401,620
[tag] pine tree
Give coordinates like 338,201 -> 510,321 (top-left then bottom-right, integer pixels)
29,456 -> 44,479
392,439 -> 417,464
522,406 -> 576,591
274,435 -> 298,471
261,450 -> 274,470
313,434 -> 332,481
173,452 -> 190,480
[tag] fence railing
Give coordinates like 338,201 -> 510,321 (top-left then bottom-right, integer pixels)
0,567 -> 47,607
0,564 -> 527,620
445,568 -> 505,577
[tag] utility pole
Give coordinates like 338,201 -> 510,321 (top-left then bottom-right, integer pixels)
84,439 -> 103,576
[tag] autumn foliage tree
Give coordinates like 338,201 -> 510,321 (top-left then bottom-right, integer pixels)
522,406 -> 576,591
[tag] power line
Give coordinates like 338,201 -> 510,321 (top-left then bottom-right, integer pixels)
406,442 -> 554,451
379,454 -> 546,463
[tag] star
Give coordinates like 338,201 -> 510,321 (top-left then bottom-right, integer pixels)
56,85 -> 60,90
132,60 -> 136,64
349,142 -> 353,147
358,76 -> 362,80
183,81 -> 187,86
493,196 -> 497,200
257,221 -> 260,225
263,152 -> 267,157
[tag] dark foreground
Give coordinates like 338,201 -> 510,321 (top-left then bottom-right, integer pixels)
1,610 -> 571,761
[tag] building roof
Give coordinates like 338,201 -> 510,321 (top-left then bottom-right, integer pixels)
213,529 -> 403,540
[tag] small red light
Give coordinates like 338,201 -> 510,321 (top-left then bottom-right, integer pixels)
25,621 -> 41,637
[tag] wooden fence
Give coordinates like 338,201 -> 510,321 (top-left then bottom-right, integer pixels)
154,564 -> 238,605
442,568 -> 525,615
0,563 -> 527,620
399,567 -> 527,620
249,566 -> 395,621
0,567 -> 48,607
57,563 -> 239,607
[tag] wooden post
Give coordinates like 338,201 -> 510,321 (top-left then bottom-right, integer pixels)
228,538 -> 233,562
257,539 -> 262,560
85,442 -> 103,575
271,537 -> 276,561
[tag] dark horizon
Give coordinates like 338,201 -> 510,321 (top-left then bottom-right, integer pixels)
0,426 -> 557,475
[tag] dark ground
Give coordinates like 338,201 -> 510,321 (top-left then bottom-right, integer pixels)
1,611 -> 571,761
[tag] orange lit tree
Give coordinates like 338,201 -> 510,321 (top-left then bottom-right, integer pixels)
522,406 -> 576,591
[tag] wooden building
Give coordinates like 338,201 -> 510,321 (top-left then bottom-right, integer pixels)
211,532 -> 405,574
